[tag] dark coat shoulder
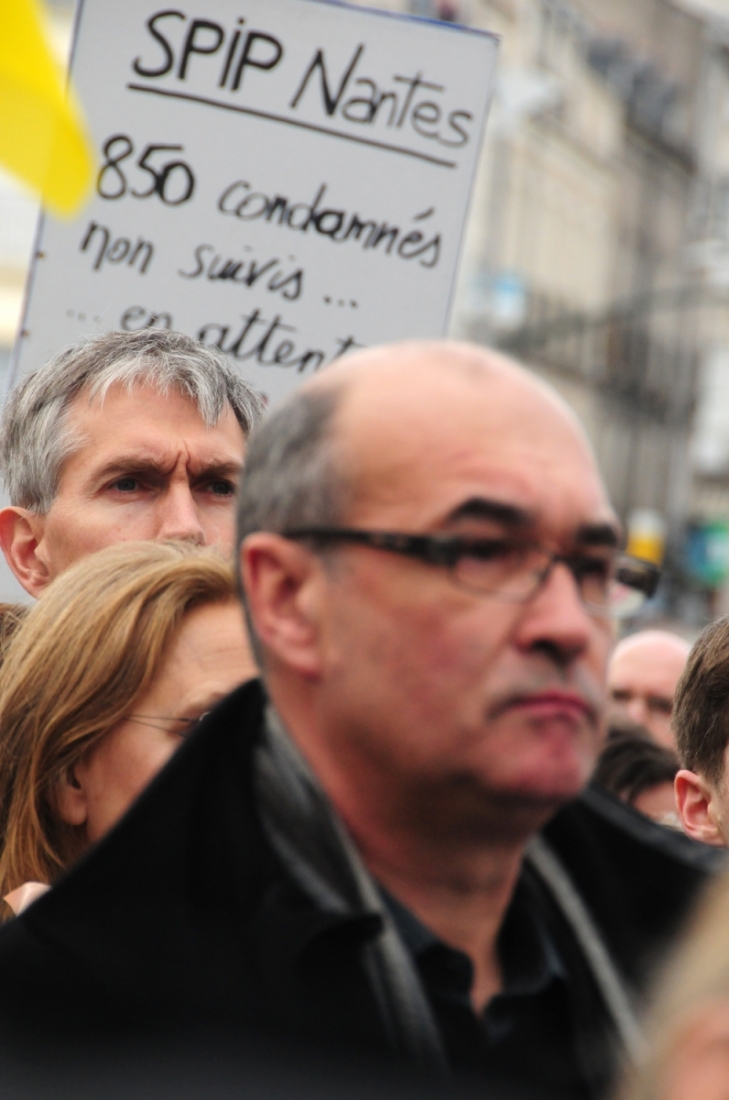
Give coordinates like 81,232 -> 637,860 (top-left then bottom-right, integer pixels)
542,784 -> 724,988
0,680 -> 387,1055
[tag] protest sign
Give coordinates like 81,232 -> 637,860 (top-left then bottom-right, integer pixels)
12,0 -> 498,403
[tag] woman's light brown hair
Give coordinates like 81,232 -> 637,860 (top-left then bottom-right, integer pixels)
0,541 -> 238,913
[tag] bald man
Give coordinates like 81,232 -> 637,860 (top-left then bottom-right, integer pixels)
608,631 -> 691,747
0,342 -> 715,1100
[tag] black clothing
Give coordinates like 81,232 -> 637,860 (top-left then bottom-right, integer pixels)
385,877 -> 589,1100
0,681 -> 718,1100
256,704 -> 447,1071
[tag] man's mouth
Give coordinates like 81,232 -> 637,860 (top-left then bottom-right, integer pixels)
493,690 -> 598,726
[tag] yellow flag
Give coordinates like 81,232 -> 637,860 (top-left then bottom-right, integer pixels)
0,0 -> 94,215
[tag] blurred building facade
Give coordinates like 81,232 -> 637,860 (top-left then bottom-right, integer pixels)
361,0 -> 729,621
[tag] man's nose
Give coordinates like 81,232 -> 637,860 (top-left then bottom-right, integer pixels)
156,484 -> 206,546
625,697 -> 649,726
515,561 -> 595,666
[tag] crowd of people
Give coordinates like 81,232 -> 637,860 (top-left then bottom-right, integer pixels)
0,328 -> 725,1099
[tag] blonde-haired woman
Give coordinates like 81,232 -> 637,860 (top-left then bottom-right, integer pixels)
618,871 -> 729,1100
0,540 -> 256,917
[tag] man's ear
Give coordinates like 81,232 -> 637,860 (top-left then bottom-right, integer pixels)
55,766 -> 88,828
241,533 -> 326,680
0,506 -> 50,598
675,769 -> 726,846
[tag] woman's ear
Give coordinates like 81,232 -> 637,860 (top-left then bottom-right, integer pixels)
55,765 -> 88,827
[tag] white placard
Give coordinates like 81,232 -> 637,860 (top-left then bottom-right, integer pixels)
12,0 -> 498,403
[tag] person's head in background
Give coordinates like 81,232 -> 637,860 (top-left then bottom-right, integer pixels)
617,872 -> 729,1100
608,630 -> 691,747
0,540 -> 257,916
673,617 -> 729,847
593,721 -> 679,828
0,330 -> 264,597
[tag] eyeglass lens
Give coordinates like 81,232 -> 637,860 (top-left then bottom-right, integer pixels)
453,544 -> 646,615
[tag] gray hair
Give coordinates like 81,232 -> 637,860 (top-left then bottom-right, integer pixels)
0,329 -> 265,512
235,384 -> 348,660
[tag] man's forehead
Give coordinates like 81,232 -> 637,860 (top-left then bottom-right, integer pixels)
610,636 -> 689,685
65,379 -> 240,440
332,347 -> 589,450
69,378 -> 198,418
328,353 -> 613,530
60,379 -> 244,473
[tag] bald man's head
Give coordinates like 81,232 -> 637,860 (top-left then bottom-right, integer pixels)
236,340 -> 610,565
311,340 -> 595,462
237,337 -> 625,822
608,630 -> 691,747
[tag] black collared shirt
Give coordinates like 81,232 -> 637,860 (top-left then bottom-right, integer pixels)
383,868 -> 593,1100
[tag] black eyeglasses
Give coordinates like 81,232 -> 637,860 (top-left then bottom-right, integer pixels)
283,527 -> 659,619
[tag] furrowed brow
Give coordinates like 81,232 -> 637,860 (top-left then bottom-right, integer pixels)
94,453 -> 243,482
94,453 -> 173,480
189,459 -> 242,479
445,497 -> 534,527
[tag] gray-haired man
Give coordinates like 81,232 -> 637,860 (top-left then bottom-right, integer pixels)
0,330 -> 263,596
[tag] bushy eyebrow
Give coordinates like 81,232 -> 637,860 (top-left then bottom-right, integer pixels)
443,498 -> 621,548
574,523 -> 621,548
444,497 -> 533,527
92,452 -> 242,483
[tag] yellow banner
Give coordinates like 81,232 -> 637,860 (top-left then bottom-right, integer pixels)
0,0 -> 94,215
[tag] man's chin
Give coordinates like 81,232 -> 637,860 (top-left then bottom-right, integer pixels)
503,765 -> 591,807
443,769 -> 587,843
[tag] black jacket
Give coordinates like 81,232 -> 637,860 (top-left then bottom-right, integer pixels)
0,680 -> 719,1087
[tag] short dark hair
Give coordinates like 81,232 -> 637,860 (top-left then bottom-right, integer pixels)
593,730 -> 679,805
673,618 -> 729,783
236,384 -> 346,552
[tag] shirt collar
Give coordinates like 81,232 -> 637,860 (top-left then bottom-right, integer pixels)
381,867 -> 565,1001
